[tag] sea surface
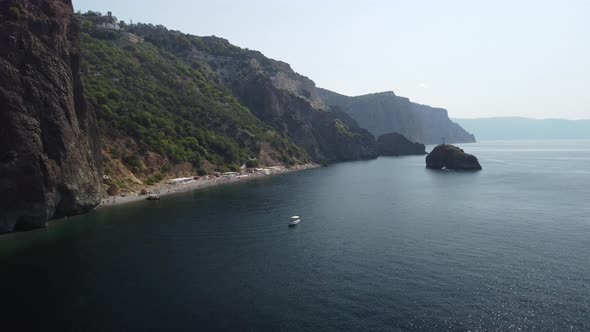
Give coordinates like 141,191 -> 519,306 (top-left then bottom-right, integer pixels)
1,140 -> 589,331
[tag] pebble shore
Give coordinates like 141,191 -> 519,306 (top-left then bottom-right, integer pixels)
98,164 -> 318,208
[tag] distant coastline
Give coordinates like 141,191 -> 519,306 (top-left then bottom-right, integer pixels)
454,117 -> 590,140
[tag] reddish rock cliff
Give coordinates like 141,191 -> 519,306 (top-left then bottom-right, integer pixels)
0,0 -> 101,232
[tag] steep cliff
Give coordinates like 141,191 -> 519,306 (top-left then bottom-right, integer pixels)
126,25 -> 377,162
317,89 -> 476,145
0,0 -> 101,232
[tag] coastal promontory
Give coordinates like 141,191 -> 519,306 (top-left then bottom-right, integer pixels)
425,144 -> 482,170
377,132 -> 426,156
317,88 -> 476,144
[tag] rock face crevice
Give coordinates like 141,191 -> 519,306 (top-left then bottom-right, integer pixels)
0,0 -> 102,233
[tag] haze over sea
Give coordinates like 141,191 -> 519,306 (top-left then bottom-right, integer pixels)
1,140 -> 589,331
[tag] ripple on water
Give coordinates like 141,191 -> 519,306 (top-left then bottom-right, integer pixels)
1,141 -> 590,331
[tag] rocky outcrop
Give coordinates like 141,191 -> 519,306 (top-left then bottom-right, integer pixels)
0,0 -> 102,233
317,89 -> 476,145
194,42 -> 378,162
425,144 -> 482,170
224,75 -> 377,162
377,132 -> 426,156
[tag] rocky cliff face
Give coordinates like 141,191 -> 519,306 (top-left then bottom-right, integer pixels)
127,29 -> 378,162
0,0 -> 102,232
317,89 -> 476,145
215,68 -> 377,162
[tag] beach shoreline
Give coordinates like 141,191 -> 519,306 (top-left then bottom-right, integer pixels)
97,163 -> 319,208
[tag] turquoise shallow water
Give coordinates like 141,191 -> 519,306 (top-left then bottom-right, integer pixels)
1,140 -> 589,331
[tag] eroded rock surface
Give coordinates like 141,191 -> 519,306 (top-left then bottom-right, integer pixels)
0,0 -> 101,232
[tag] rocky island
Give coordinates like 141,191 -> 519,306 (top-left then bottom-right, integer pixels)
377,133 -> 426,156
425,144 -> 482,170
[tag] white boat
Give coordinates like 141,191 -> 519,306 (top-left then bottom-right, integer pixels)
289,216 -> 301,226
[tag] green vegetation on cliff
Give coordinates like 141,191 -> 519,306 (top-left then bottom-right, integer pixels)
79,16 -> 307,187
123,22 -> 378,163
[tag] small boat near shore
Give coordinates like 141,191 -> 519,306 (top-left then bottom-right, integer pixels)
289,216 -> 300,226
146,195 -> 160,201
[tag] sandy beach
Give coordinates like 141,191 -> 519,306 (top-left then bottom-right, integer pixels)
97,164 -> 318,208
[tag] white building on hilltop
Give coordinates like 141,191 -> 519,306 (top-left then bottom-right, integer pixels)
97,22 -> 120,30
96,11 -> 120,30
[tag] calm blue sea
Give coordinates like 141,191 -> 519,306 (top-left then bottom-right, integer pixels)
1,140 -> 589,331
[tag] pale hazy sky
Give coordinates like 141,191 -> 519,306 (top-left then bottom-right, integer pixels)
74,0 -> 590,119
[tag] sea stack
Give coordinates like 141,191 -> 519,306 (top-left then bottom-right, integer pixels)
377,132 -> 427,156
425,144 -> 482,170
